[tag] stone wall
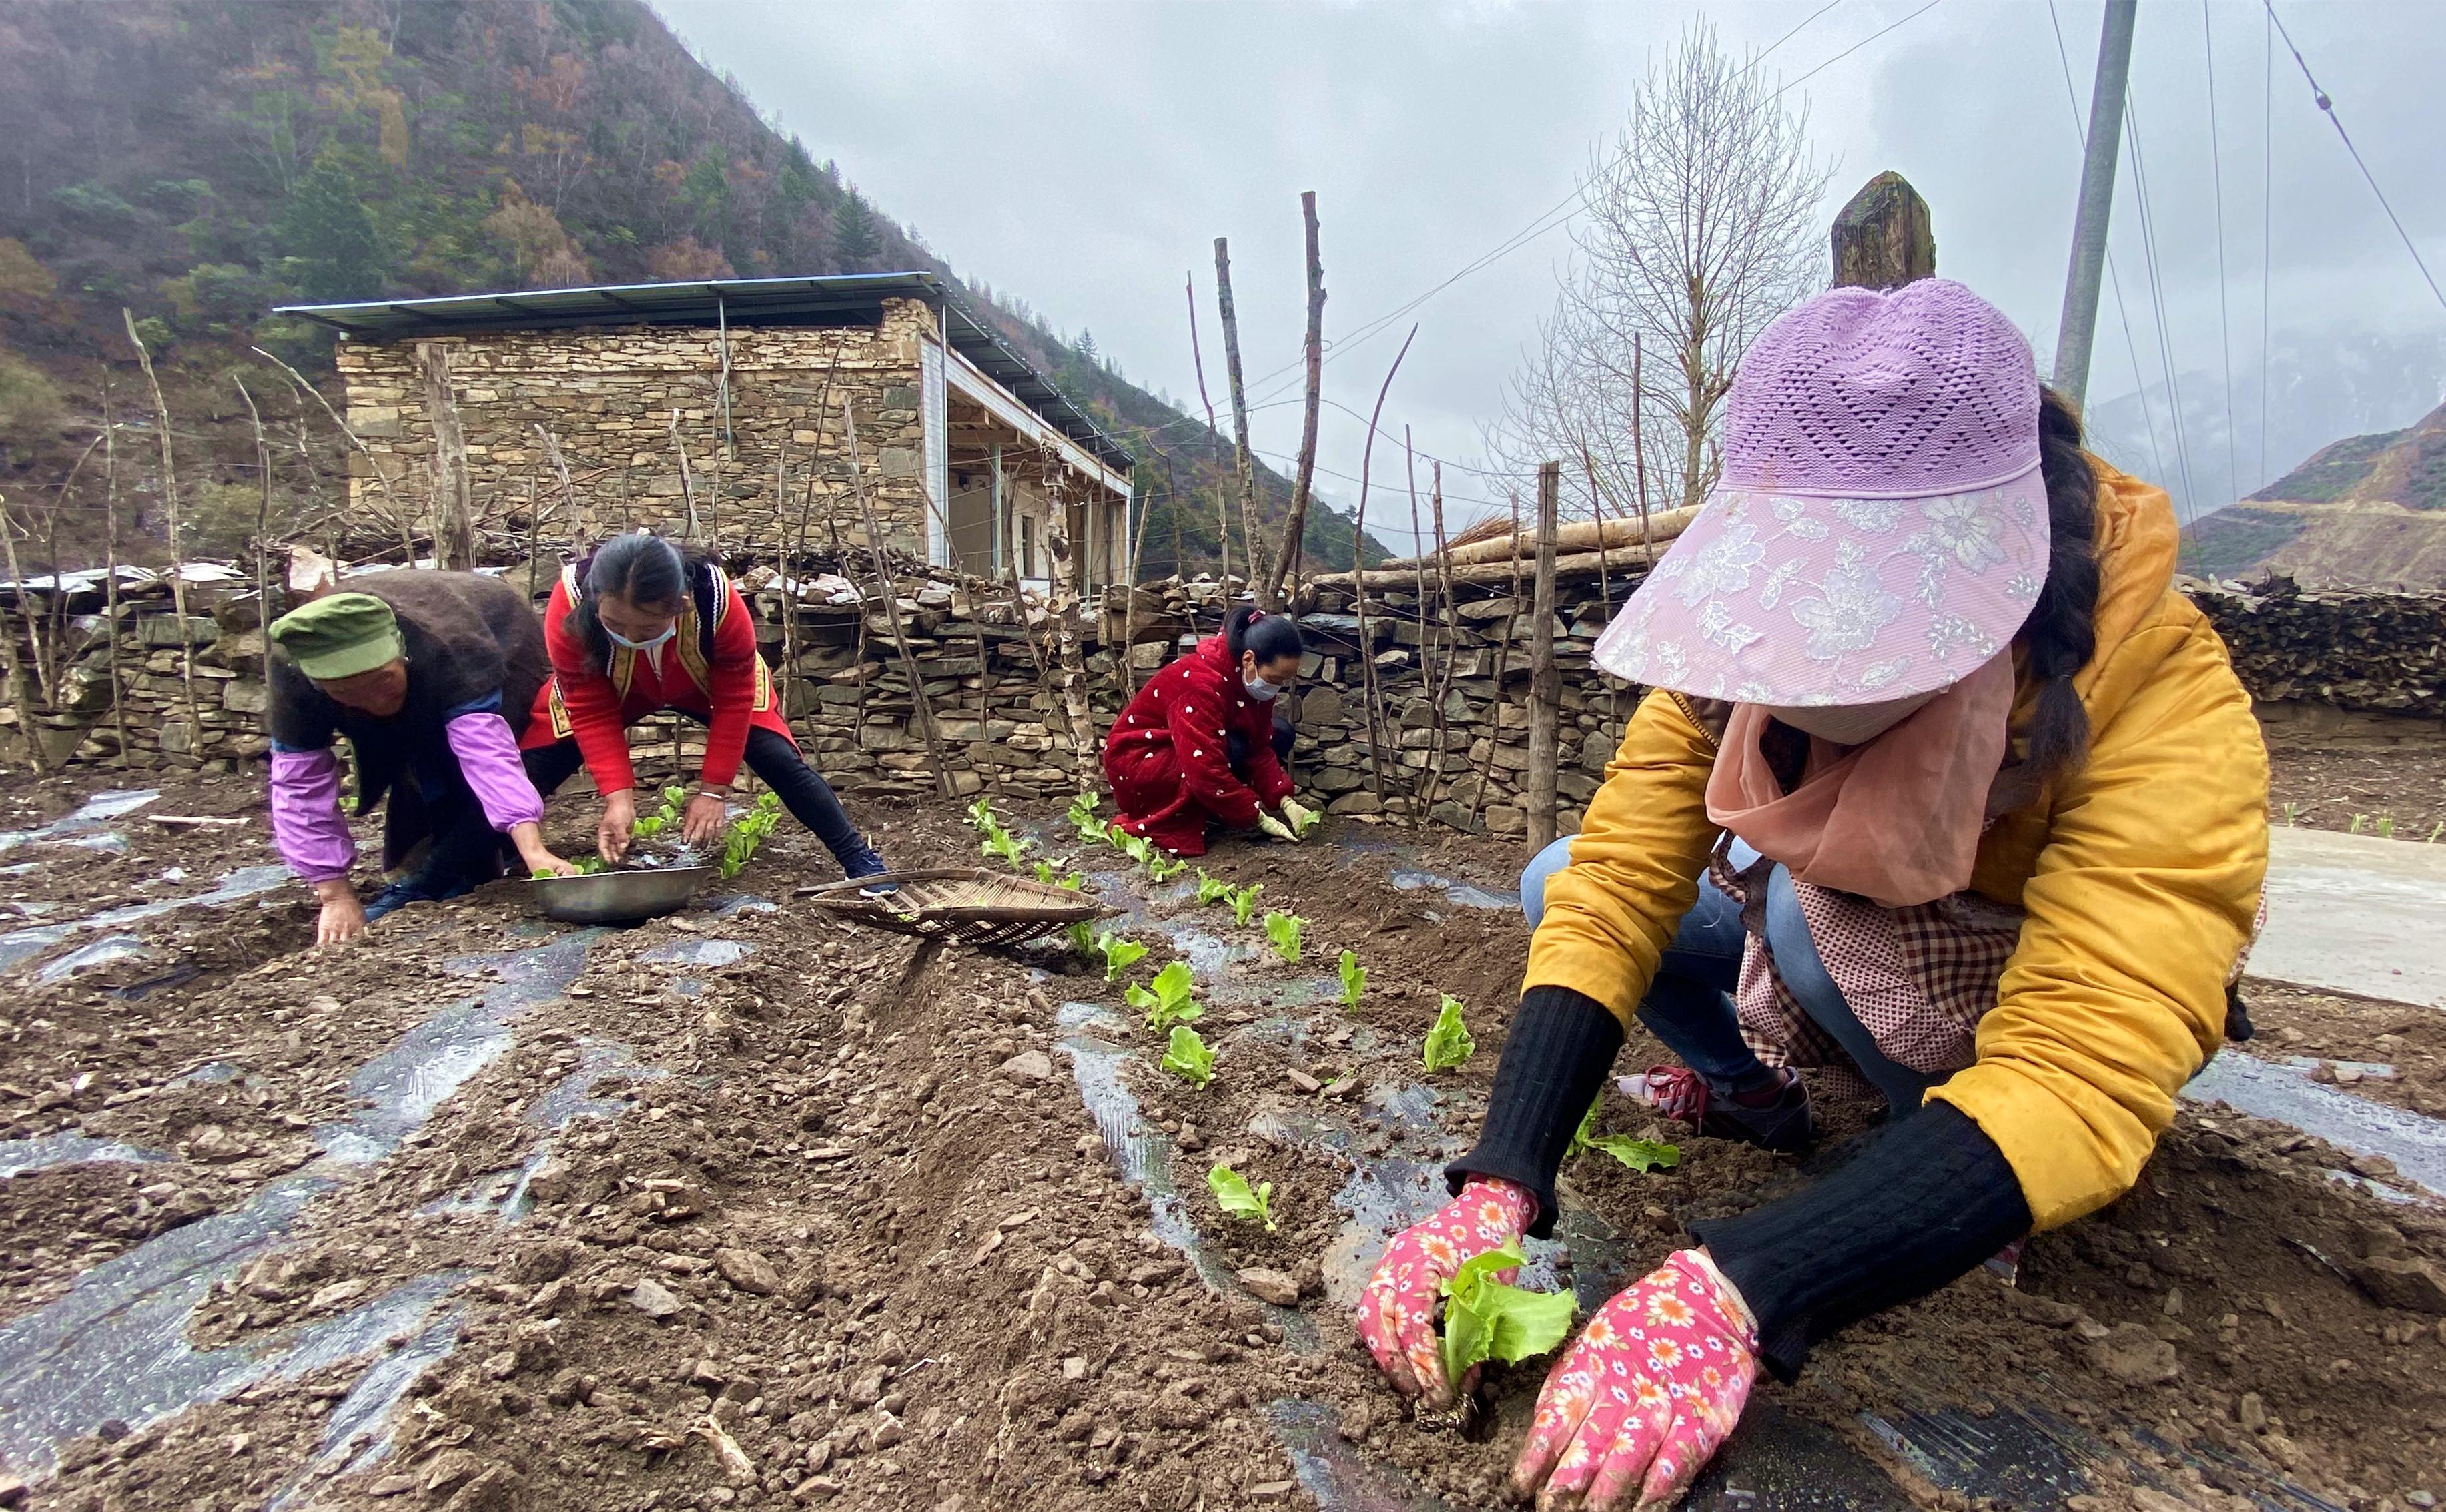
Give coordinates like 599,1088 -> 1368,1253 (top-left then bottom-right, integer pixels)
335,297 -> 937,558
11,564 -> 2446,846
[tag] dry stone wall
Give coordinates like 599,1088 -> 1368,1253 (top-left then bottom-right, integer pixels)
334,297 -> 937,558
7,566 -> 2445,843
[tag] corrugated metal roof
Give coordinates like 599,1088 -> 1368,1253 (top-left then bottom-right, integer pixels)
274,272 -> 1132,471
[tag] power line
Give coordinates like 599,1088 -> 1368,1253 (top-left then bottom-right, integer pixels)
2202,0 -> 2240,508
2260,5 -> 2273,488
2123,96 -> 2203,524
1773,0 -> 1946,99
2263,0 -> 2446,314
1747,0 -> 1845,73
2044,0 -> 2166,482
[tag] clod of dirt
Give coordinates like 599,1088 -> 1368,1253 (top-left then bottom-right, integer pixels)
2347,1225 -> 2446,1313
624,1276 -> 683,1320
1236,1267 -> 1301,1306
1001,1048 -> 1054,1082
2089,1320 -> 2182,1385
713,1245 -> 779,1296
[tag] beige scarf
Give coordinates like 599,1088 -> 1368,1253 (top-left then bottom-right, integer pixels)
1703,653 -> 2018,908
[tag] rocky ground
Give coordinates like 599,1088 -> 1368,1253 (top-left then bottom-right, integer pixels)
0,748 -> 2440,1512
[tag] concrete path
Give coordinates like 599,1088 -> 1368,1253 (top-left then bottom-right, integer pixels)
2252,825 -> 2446,1009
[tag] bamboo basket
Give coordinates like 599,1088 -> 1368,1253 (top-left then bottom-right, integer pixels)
796,867 -> 1119,947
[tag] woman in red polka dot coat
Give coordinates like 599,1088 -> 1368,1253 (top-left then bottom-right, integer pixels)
1102,607 -> 1318,857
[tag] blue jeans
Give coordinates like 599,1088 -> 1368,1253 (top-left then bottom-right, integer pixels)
1520,837 -> 1936,1111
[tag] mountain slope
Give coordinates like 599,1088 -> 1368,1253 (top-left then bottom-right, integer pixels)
0,0 -> 1380,575
2186,401 -> 2446,588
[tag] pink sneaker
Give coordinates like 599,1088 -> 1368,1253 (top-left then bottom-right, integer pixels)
1627,1064 -> 1818,1153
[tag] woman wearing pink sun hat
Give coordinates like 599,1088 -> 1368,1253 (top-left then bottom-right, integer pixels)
1356,279 -> 2269,1506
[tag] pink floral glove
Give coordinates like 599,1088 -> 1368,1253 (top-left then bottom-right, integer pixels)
1355,1176 -> 1535,1407
1511,1250 -> 1759,1510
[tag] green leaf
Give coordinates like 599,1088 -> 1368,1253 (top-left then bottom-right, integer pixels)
1337,950 -> 1366,1010
1262,910 -> 1306,964
1580,1134 -> 1682,1173
1124,961 -> 1202,1031
1435,1238 -> 1575,1384
1206,1164 -> 1275,1230
1194,872 -> 1233,905
1422,994 -> 1475,1071
1160,1026 -> 1214,1088
1096,934 -> 1149,982
1228,883 -> 1265,927
1147,854 -> 1187,882
1066,920 -> 1097,957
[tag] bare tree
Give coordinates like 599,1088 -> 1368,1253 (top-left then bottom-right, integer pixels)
1491,20 -> 1831,517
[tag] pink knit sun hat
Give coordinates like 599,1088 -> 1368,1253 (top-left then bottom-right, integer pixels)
1593,278 -> 2049,706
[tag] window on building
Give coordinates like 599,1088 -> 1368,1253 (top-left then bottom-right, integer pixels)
1020,516 -> 1035,578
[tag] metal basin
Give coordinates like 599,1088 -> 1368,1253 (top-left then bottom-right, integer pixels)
528,865 -> 715,925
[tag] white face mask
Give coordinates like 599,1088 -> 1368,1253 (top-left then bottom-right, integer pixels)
606,624 -> 676,653
1766,689 -> 1941,746
1242,674 -> 1280,702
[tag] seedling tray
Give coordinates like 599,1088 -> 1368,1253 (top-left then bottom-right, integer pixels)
797,867 -> 1119,946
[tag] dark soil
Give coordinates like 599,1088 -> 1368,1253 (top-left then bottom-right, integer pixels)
1,775 -> 2442,1512
2264,741 -> 2446,839
2231,980 -> 2446,1117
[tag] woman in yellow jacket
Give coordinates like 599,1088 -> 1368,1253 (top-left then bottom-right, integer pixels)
1356,280 -> 2267,1509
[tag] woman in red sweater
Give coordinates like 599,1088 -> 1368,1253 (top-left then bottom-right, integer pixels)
1103,606 -> 1316,857
520,532 -> 888,881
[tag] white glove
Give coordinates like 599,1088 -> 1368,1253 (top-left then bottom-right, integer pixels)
1279,797 -> 1320,839
1256,813 -> 1296,843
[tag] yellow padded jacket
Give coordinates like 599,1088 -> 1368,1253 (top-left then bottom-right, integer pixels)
1527,461 -> 2269,1230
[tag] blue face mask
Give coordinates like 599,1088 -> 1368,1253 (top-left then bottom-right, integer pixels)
606,623 -> 675,653
1243,674 -> 1280,702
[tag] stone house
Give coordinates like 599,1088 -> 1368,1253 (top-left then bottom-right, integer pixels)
280,272 -> 1135,589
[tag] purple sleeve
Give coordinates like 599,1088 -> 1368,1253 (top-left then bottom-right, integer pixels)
445,711 -> 545,833
268,747 -> 356,883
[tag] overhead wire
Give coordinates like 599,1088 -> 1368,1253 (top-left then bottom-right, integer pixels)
2122,96 -> 2203,525
2263,0 -> 2446,315
2259,5 -> 2273,487
1771,0 -> 1945,99
1745,0 -> 1846,73
2044,0 -> 2166,483
2202,0 -> 2241,509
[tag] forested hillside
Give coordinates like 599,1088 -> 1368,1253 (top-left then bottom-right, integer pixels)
0,0 -> 1379,575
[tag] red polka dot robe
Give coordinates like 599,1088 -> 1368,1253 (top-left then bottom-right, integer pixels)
1102,633 -> 1293,857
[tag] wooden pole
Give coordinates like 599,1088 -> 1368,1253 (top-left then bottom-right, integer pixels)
0,495 -> 47,773
1583,446 -> 1621,744
1469,490 -> 1525,828
102,385 -> 130,763
1212,236 -> 1269,604
1261,191 -> 1327,613
1350,326 -> 1416,805
1633,334 -> 1652,562
1526,462 -> 1562,852
234,377 -> 275,650
124,310 -> 206,753
667,408 -> 701,543
839,395 -> 954,799
1044,511 -> 1102,793
1418,462 -> 1459,811
419,342 -> 476,571
1186,270 -> 1229,585
1831,170 -> 1937,292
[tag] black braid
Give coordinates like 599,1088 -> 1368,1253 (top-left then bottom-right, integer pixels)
2020,388 -> 2101,781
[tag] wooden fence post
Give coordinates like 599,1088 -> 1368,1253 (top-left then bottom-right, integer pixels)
419,342 -> 476,570
1831,171 -> 1936,290
1526,462 -> 1563,852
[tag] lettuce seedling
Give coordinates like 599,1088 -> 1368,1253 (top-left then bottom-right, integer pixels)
718,791 -> 785,879
1146,853 -> 1188,883
631,785 -> 687,841
1207,1164 -> 1276,1231
1032,860 -> 1086,891
1118,832 -> 1154,867
1422,994 -> 1475,1072
1338,950 -> 1367,1010
1160,1025 -> 1215,1088
1194,872 -> 1234,906
1125,960 -> 1202,1031
1067,790 -> 1104,843
1569,1098 -> 1681,1173
1262,910 -> 1307,964
1228,883 -> 1266,927
1066,920 -> 1097,957
1095,933 -> 1149,982
1438,1240 -> 1577,1387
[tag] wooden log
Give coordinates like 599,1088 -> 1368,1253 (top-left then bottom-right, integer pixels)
1368,504 -> 1699,571
1831,171 -> 1936,290
1264,190 -> 1327,612
1212,236 -> 1270,607
1315,539 -> 1667,591
1526,462 -> 1561,852
420,342 -> 477,571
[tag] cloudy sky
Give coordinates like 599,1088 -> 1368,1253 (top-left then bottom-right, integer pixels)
657,0 -> 2446,543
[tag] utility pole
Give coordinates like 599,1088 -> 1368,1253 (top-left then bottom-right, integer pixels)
2052,0 -> 2139,410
